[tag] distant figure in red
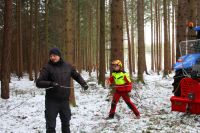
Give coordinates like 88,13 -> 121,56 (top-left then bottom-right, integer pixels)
106,60 -> 140,119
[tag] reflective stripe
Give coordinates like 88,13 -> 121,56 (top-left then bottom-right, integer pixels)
112,72 -> 131,85
124,73 -> 131,82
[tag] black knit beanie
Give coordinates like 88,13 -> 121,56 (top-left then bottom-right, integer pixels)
49,47 -> 61,57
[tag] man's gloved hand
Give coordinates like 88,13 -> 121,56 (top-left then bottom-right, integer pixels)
83,84 -> 89,90
50,82 -> 60,88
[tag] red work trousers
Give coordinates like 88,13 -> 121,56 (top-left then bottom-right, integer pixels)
109,91 -> 140,117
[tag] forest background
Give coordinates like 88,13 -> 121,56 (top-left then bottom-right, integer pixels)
0,0 -> 199,100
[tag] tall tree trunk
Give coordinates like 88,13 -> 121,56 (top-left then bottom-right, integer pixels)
158,0 -> 162,73
167,0 -> 171,73
163,0 -> 169,77
76,0 -> 82,72
16,0 -> 23,79
155,0 -> 159,72
137,0 -> 145,82
98,0 -> 106,87
171,1 -> 176,69
96,0 -> 100,80
110,0 -> 124,67
66,0 -> 76,106
28,0 -> 33,81
88,2 -> 92,76
34,0 -> 39,80
1,0 -> 12,99
131,0 -> 136,74
176,0 -> 187,59
124,0 -> 132,77
154,0 -> 157,71
105,0 -> 111,72
150,0 -> 154,71
45,0 -> 49,62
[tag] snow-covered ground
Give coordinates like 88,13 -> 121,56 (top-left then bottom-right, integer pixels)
1,72 -> 200,133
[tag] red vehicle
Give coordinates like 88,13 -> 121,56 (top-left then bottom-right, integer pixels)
170,39 -> 200,114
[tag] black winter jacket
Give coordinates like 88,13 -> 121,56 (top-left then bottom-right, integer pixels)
36,59 -> 87,101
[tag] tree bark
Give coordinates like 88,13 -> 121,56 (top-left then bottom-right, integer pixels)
28,0 -> 33,81
1,0 -> 12,99
16,0 -> 23,79
176,0 -> 187,59
150,0 -> 154,71
98,0 -> 106,87
66,0 -> 76,106
124,0 -> 132,77
110,0 -> 124,66
163,0 -> 169,77
137,0 -> 145,82
171,1 -> 176,69
34,0 -> 39,80
131,0 -> 136,74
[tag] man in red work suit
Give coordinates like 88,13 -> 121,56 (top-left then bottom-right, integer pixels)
106,60 -> 140,119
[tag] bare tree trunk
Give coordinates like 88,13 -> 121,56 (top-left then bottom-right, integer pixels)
34,0 -> 39,80
105,0 -> 111,72
163,0 -> 169,77
16,0 -> 23,79
96,0 -> 100,79
158,0 -> 162,73
28,0 -> 33,81
110,0 -> 124,66
76,0 -> 82,72
66,0 -> 76,106
124,0 -> 132,77
155,0 -> 159,73
176,0 -> 187,60
154,0 -> 157,71
137,0 -> 145,82
171,1 -> 176,69
98,0 -> 106,87
1,0 -> 12,99
150,0 -> 154,71
131,0 -> 136,74
88,3 -> 92,76
45,0 -> 49,62
167,0 -> 171,73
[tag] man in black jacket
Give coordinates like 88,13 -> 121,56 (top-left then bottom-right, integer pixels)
36,48 -> 88,133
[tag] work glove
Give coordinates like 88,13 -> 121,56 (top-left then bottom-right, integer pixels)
82,84 -> 89,90
50,82 -> 60,88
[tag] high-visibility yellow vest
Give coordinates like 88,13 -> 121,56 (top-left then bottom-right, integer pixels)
112,72 -> 131,85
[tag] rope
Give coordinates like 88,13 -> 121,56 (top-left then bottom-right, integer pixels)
45,85 -> 75,90
0,85 -> 89,118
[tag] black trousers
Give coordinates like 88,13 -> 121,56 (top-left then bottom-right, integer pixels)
45,99 -> 71,133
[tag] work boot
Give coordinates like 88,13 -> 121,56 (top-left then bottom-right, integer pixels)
105,113 -> 114,120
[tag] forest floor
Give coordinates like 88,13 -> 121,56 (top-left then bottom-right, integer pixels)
0,72 -> 200,133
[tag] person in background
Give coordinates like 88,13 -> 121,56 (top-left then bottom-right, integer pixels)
36,47 -> 88,133
106,60 -> 140,119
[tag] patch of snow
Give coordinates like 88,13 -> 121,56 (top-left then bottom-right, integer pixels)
0,72 -> 200,132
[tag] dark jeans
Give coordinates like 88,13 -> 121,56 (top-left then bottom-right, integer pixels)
45,99 -> 71,133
